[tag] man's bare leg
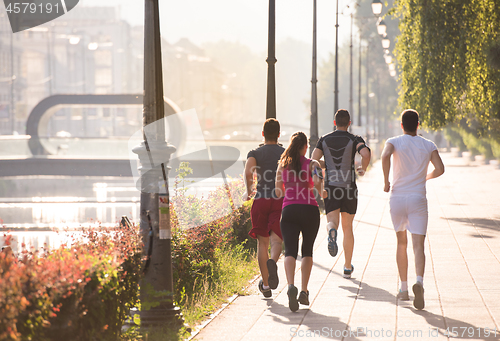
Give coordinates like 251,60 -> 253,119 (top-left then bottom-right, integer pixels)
326,209 -> 340,232
269,231 -> 282,262
412,234 -> 426,281
411,233 -> 426,309
341,212 -> 355,270
267,231 -> 282,289
326,209 -> 340,256
257,235 -> 270,286
396,231 -> 408,283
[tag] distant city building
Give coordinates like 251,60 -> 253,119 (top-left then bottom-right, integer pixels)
0,6 -> 267,138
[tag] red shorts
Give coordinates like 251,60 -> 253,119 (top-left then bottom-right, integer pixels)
249,197 -> 284,240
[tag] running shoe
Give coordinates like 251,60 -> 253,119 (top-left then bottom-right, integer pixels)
412,282 -> 425,310
298,290 -> 309,305
266,259 -> 279,289
396,290 -> 410,301
327,228 -> 338,257
287,284 -> 299,312
258,279 -> 272,298
343,265 -> 354,279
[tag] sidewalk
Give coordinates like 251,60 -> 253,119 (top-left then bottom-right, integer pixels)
194,153 -> 500,341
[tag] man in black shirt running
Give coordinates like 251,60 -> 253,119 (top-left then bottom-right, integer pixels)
244,118 -> 285,297
312,109 -> 371,278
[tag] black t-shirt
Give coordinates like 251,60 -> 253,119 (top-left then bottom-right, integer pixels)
316,130 -> 367,188
247,144 -> 285,199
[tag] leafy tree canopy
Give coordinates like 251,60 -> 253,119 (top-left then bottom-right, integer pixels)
393,0 -> 500,137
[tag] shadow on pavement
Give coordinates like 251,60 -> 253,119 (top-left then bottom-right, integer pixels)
338,279 -> 396,305
339,277 -> 499,341
268,301 -> 363,340
407,307 -> 500,340
446,217 -> 500,233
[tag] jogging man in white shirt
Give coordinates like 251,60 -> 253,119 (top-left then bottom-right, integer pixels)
381,109 -> 444,310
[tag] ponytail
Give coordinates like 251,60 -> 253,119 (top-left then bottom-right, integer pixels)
279,132 -> 308,174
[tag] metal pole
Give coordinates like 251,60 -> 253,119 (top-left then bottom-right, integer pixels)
82,41 -> 86,94
80,36 -> 86,135
358,35 -> 362,126
376,69 -> 380,140
334,0 -> 339,123
309,0 -> 318,156
349,13 -> 353,117
134,0 -> 180,326
365,43 -> 370,139
10,32 -> 15,134
266,0 -> 277,119
46,29 -> 53,95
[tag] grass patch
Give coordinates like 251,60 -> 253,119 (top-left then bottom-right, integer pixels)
182,244 -> 258,325
121,163 -> 259,341
120,245 -> 258,341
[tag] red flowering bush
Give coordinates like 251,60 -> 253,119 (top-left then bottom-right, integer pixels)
0,223 -> 142,341
1,162 -> 257,339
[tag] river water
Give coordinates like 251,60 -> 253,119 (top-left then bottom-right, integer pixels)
0,175 -> 243,253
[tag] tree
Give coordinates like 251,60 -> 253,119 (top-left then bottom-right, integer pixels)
393,0 -> 500,137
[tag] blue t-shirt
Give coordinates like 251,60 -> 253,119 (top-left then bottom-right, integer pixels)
247,144 -> 285,199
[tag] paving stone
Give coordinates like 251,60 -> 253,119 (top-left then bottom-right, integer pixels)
194,154 -> 500,341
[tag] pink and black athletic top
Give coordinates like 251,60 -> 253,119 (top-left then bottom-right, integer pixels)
282,156 -> 318,208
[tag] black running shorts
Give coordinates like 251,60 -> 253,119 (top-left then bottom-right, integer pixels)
324,184 -> 358,215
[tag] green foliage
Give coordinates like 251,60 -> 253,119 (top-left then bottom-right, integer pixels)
446,120 -> 496,158
394,0 -> 500,135
169,163 -> 257,326
2,162 -> 258,341
489,138 -> 500,159
443,126 -> 467,151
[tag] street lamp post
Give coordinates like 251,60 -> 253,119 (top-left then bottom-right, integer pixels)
358,35 -> 362,126
349,12 -> 354,118
266,0 -> 276,119
309,0 -> 318,156
365,42 -> 370,139
370,0 -> 383,140
81,38 -> 86,94
46,28 -> 53,95
382,36 -> 391,49
333,0 -> 339,123
10,32 -> 15,134
377,20 -> 387,36
133,0 -> 181,327
371,0 -> 383,16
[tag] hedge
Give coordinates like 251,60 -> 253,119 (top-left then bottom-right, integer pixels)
0,224 -> 142,341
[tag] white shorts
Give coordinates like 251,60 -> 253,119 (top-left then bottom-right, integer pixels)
389,195 -> 428,235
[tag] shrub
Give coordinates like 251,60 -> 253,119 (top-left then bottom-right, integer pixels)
446,123 -> 495,158
2,163 -> 257,340
0,223 -> 142,341
444,126 -> 467,151
489,138 -> 500,160
169,164 -> 256,318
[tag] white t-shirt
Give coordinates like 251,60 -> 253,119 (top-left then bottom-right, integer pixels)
386,134 -> 437,196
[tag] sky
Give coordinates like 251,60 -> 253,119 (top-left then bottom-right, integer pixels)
80,0 -> 356,62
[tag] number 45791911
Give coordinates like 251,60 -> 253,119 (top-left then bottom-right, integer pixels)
6,2 -> 60,14
444,327 -> 497,338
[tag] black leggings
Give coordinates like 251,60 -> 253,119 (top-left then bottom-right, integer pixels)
280,204 -> 320,259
